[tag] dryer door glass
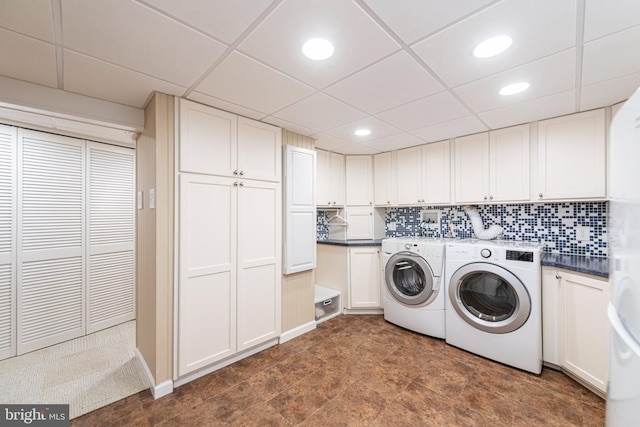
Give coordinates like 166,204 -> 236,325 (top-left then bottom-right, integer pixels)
385,252 -> 435,306
448,262 -> 531,334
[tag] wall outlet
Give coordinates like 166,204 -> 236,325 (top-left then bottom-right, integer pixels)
576,226 -> 590,242
388,222 -> 397,231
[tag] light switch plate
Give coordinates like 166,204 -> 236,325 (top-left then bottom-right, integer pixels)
137,190 -> 143,210
149,188 -> 156,209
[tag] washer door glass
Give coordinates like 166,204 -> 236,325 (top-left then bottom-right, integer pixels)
385,252 -> 435,306
449,263 -> 531,334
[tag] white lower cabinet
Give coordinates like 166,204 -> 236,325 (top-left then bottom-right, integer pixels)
348,247 -> 381,309
542,267 -> 609,394
178,174 -> 280,376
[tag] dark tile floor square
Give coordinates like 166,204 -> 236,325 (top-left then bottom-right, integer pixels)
71,315 -> 605,426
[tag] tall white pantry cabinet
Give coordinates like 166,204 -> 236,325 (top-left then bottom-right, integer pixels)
177,99 -> 282,377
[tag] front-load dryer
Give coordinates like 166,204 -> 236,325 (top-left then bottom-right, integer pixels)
382,237 -> 446,338
444,239 -> 543,374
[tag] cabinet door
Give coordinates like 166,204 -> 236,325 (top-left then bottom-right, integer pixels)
490,124 -> 530,202
348,247 -> 381,309
179,98 -> 237,177
237,180 -> 281,351
346,207 -> 374,240
316,150 -> 331,207
237,117 -> 281,182
0,125 -> 15,360
559,271 -> 610,393
178,174 -> 237,376
537,109 -> 606,200
422,140 -> 451,204
396,146 -> 422,205
346,155 -> 373,206
454,132 -> 489,204
373,152 -> 395,206
541,267 -> 560,366
330,152 -> 346,206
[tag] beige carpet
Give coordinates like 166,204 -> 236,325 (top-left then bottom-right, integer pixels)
0,321 -> 149,419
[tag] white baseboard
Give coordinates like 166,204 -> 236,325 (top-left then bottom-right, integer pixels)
279,320 -> 316,344
134,347 -> 173,399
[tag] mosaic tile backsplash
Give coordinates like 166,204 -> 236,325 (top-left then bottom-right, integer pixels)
317,202 -> 607,257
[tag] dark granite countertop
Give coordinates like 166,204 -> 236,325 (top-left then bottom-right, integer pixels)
541,253 -> 609,279
317,239 -> 383,247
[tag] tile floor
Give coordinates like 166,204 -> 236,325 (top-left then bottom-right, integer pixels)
71,315 -> 605,426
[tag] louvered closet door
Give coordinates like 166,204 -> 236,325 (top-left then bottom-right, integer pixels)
17,130 -> 85,354
86,142 -> 135,333
0,125 -> 16,360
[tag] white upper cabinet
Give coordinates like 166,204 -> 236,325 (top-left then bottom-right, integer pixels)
317,150 -> 345,207
346,155 -> 373,206
537,109 -> 605,201
455,124 -> 529,203
373,151 -> 396,206
422,140 -> 451,205
179,99 -> 281,182
396,146 -> 423,206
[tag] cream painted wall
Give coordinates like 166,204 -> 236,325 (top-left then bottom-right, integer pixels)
137,92 -> 174,385
281,130 -> 316,332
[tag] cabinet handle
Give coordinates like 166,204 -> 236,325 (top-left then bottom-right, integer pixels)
387,201 -> 390,204
539,193 -> 543,198
239,181 -> 244,187
490,195 -> 493,200
555,274 -> 562,280
484,196 -> 488,200
233,181 -> 239,187
369,201 -> 372,205
233,170 -> 239,175
418,199 -> 421,203
370,212 -> 373,216
239,170 -> 244,176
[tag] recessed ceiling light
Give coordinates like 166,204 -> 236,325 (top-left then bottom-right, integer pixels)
354,129 -> 371,136
499,82 -> 530,96
473,35 -> 513,58
302,38 -> 334,60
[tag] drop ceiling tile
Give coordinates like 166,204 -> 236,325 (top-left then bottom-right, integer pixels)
362,0 -> 496,44
0,0 -> 54,42
313,134 -> 354,152
325,116 -> 401,143
138,0 -> 274,43
453,49 -> 575,113
584,0 -> 640,42
195,52 -> 315,116
478,90 -> 575,129
64,50 -> 186,108
0,28 -> 57,88
412,0 -> 576,87
376,91 -> 469,131
410,116 -> 487,142
238,0 -> 400,89
582,26 -> 640,86
324,51 -> 442,114
188,92 -> 266,121
273,92 -> 366,132
62,0 -> 227,87
580,72 -> 640,111
361,133 -> 425,152
336,143 -> 381,155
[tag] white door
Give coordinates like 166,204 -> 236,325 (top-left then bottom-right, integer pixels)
422,140 -> 450,204
345,155 -> 373,206
454,133 -> 489,204
179,98 -> 237,177
236,179 -> 281,351
283,145 -> 316,274
349,247 -> 381,309
86,142 -> 135,333
0,125 -> 16,360
178,174 -> 237,375
17,130 -> 85,354
237,117 -> 281,182
490,124 -> 530,202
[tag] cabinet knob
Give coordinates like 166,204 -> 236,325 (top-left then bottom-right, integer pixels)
369,201 -> 372,205
421,199 -> 425,203
489,195 -> 493,200
539,193 -> 543,198
239,181 -> 244,187
555,274 -> 562,280
387,201 -> 390,204
484,196 -> 488,200
239,170 -> 244,176
233,170 -> 239,175
233,181 -> 239,187
418,199 -> 421,203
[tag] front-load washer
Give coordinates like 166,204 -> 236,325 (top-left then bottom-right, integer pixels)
382,237 -> 446,338
444,239 -> 543,374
